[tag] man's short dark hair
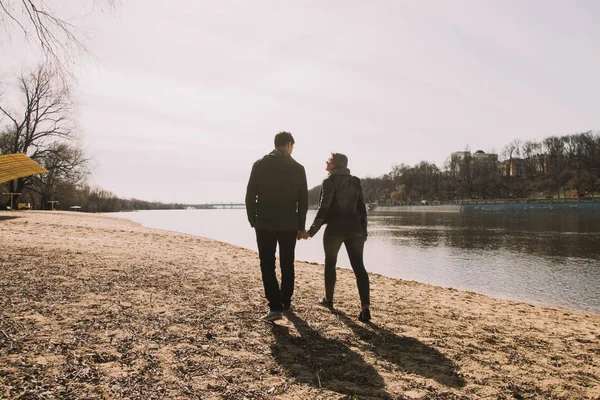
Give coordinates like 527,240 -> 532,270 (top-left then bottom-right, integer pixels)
331,152 -> 348,168
274,131 -> 295,148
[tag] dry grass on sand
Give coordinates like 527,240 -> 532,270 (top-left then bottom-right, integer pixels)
1,211 -> 599,399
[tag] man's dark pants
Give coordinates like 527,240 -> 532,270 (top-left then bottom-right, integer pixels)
255,229 -> 297,312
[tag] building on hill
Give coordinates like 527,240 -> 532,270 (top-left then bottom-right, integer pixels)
450,151 -> 470,162
449,150 -> 499,174
503,155 -> 547,177
450,150 -> 498,163
472,150 -> 498,162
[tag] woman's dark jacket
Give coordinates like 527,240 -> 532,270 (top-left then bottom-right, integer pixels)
307,168 -> 367,237
245,149 -> 308,231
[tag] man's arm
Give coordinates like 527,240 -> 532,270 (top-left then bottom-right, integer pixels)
307,178 -> 334,237
297,166 -> 309,231
245,163 -> 258,227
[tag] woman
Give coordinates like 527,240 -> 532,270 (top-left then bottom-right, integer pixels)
306,152 -> 371,322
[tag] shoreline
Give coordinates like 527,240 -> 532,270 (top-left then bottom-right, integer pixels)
1,211 -> 599,399
108,209 -> 600,317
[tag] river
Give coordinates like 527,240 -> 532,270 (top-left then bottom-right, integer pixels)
106,209 -> 600,314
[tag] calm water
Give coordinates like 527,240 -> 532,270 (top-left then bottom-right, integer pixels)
106,209 -> 600,314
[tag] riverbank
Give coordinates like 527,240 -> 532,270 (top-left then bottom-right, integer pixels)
372,199 -> 600,213
372,205 -> 461,213
1,211 -> 599,399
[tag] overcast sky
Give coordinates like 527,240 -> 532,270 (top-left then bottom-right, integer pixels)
2,0 -> 599,203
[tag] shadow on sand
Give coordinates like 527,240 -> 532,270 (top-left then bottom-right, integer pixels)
0,216 -> 19,221
333,309 -> 466,388
271,313 -> 391,399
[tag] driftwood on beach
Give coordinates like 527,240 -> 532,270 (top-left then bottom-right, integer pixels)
1,211 -> 599,399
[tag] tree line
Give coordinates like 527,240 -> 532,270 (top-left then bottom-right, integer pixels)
309,132 -> 600,205
53,186 -> 186,213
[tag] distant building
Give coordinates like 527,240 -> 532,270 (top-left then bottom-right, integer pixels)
503,155 -> 547,177
504,158 -> 522,176
472,150 -> 498,162
450,151 -> 470,162
449,150 -> 499,174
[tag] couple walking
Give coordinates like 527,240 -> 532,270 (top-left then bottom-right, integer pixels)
245,131 -> 371,323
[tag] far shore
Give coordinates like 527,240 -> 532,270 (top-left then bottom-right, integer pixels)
372,201 -> 600,213
1,211 -> 599,399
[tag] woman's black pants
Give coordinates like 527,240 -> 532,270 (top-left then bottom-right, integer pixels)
322,222 -> 370,306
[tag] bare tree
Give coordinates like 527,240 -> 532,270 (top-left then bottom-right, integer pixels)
0,65 -> 89,202
502,139 -> 523,176
522,140 -> 543,175
1,67 -> 70,153
543,136 -> 570,198
569,131 -> 600,196
26,141 -> 89,208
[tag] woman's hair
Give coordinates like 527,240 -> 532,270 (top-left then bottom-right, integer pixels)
330,152 -> 348,168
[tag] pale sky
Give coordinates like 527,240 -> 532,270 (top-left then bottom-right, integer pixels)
2,0 -> 599,203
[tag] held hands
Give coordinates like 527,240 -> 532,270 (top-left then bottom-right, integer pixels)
297,230 -> 311,240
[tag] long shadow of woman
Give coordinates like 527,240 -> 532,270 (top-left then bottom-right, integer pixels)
332,310 -> 466,388
270,313 -> 392,399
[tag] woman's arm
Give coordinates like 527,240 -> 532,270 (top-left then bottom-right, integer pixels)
307,178 -> 335,237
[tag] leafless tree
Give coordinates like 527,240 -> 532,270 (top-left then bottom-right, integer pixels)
502,139 -> 523,176
0,0 -> 116,81
25,141 -> 89,208
522,140 -> 544,175
0,67 -> 71,153
542,136 -> 571,198
0,65 -> 90,202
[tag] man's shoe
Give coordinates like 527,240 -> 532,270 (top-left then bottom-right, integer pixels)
317,298 -> 333,308
358,308 -> 371,322
283,303 -> 295,313
260,311 -> 283,322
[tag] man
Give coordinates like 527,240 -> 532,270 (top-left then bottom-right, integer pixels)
245,131 -> 308,322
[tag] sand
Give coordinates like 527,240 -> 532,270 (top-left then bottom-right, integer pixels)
0,210 -> 599,399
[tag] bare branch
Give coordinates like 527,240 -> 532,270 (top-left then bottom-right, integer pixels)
0,104 -> 18,127
1,0 -> 117,85
0,0 -> 29,37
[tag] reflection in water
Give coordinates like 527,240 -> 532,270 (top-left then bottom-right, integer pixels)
108,210 -> 600,314
374,213 -> 600,260
369,212 -> 600,314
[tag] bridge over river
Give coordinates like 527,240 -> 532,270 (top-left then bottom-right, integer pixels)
188,203 -> 245,209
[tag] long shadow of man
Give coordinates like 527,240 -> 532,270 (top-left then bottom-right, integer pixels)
333,310 -> 466,388
271,313 -> 392,399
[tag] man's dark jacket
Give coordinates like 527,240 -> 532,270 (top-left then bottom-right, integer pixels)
245,149 -> 308,231
307,167 -> 367,237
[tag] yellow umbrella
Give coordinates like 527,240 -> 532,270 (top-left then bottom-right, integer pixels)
0,153 -> 48,184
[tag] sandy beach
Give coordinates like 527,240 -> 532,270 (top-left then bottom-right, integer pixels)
1,211 -> 599,399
